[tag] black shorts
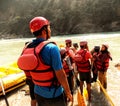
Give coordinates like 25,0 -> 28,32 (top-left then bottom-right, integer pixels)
35,93 -> 66,106
79,71 -> 91,83
26,78 -> 35,100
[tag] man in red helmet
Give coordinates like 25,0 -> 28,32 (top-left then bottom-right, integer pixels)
64,39 -> 75,95
69,41 -> 92,101
76,41 -> 92,101
18,16 -> 72,106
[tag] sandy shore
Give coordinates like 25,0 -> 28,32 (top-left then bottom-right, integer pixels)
0,82 -> 112,106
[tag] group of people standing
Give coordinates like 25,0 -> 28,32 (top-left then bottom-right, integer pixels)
17,16 -> 112,106
60,39 -> 112,102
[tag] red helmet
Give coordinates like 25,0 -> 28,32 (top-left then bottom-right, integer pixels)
80,41 -> 87,46
29,16 -> 49,33
65,39 -> 72,44
60,48 -> 66,55
102,44 -> 109,49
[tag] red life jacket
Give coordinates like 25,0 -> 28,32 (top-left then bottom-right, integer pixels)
75,50 -> 91,72
96,52 -> 110,72
65,47 -> 74,58
92,52 -> 99,67
65,47 -> 70,53
62,60 -> 70,75
18,41 -> 58,87
62,58 -> 73,76
24,70 -> 31,80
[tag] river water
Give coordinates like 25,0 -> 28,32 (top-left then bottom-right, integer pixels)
0,32 -> 120,106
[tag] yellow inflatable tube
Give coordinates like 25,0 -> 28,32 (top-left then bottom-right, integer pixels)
0,62 -> 26,96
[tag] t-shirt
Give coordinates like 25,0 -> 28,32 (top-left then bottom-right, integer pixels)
32,38 -> 64,98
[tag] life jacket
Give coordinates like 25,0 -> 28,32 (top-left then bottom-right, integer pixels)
75,49 -> 91,72
92,52 -> 99,67
65,47 -> 74,57
62,60 -> 70,76
62,57 -> 73,76
96,52 -> 110,72
24,70 -> 32,80
17,41 -> 59,87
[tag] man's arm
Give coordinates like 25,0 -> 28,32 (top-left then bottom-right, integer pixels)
55,69 -> 73,102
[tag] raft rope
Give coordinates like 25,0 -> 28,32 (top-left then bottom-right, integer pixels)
97,80 -> 115,106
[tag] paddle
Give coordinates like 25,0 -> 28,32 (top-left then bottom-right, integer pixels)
77,88 -> 86,106
72,70 -> 86,106
0,78 -> 9,106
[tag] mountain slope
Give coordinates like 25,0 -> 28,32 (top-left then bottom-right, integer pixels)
0,0 -> 120,38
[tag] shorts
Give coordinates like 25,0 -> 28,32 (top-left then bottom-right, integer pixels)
26,78 -> 35,100
35,93 -> 66,106
79,71 -> 91,83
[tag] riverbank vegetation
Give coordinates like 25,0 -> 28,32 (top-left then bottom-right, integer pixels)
0,0 -> 120,38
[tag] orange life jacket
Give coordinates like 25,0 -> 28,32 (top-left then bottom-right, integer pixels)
75,50 -> 91,72
18,41 -> 58,87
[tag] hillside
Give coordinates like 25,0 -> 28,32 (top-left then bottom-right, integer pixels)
0,0 -> 120,38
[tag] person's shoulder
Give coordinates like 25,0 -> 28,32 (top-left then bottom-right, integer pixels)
45,42 -> 59,51
86,50 -> 92,57
46,42 -> 57,48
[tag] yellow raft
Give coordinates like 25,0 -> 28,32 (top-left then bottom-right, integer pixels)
0,62 -> 26,96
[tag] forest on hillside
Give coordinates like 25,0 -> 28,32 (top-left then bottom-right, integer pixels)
0,0 -> 120,38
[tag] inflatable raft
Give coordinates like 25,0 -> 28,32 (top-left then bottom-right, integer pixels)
0,62 -> 26,96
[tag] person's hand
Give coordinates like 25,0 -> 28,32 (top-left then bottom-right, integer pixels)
66,92 -> 73,102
